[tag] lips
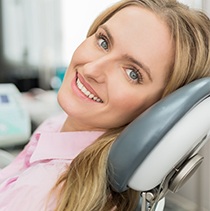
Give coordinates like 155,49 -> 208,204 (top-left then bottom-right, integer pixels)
76,73 -> 103,103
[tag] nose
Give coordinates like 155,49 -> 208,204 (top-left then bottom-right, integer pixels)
82,56 -> 111,84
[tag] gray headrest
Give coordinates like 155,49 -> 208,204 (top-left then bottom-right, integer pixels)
108,77 -> 210,192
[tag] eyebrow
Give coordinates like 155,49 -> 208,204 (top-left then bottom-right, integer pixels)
98,25 -> 153,82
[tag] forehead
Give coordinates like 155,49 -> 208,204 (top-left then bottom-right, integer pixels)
103,6 -> 174,80
105,6 -> 172,52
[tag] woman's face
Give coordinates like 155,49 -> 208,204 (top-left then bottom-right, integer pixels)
58,6 -> 174,131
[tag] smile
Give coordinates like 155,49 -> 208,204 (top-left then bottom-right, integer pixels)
76,78 -> 103,103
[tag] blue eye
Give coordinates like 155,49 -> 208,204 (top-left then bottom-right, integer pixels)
98,38 -> 108,50
97,33 -> 109,50
126,68 -> 143,84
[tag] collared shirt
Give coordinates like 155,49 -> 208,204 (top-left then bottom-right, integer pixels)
0,113 -> 103,211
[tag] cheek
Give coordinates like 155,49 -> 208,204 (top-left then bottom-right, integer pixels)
70,36 -> 96,66
108,90 -> 145,120
110,87 -> 163,121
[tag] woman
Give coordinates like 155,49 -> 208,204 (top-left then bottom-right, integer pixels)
0,0 -> 210,210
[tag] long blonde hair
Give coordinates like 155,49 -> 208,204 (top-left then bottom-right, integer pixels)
53,1 -> 210,210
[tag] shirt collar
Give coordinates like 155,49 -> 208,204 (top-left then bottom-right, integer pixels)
30,131 -> 104,163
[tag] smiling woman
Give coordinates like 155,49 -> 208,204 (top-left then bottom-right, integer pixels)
0,0 -> 210,211
58,5 -> 174,131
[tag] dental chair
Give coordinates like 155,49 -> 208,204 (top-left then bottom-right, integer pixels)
108,77 -> 210,211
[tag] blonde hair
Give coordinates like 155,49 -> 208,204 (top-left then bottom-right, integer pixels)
53,1 -> 210,210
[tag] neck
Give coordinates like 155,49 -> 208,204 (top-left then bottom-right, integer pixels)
60,116 -> 106,132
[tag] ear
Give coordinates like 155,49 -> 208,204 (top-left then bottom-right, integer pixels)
108,77 -> 210,193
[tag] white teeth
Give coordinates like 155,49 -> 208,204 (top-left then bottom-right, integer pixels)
76,78 -> 103,103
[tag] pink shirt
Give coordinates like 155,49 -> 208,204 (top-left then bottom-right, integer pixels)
0,113 -> 103,211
